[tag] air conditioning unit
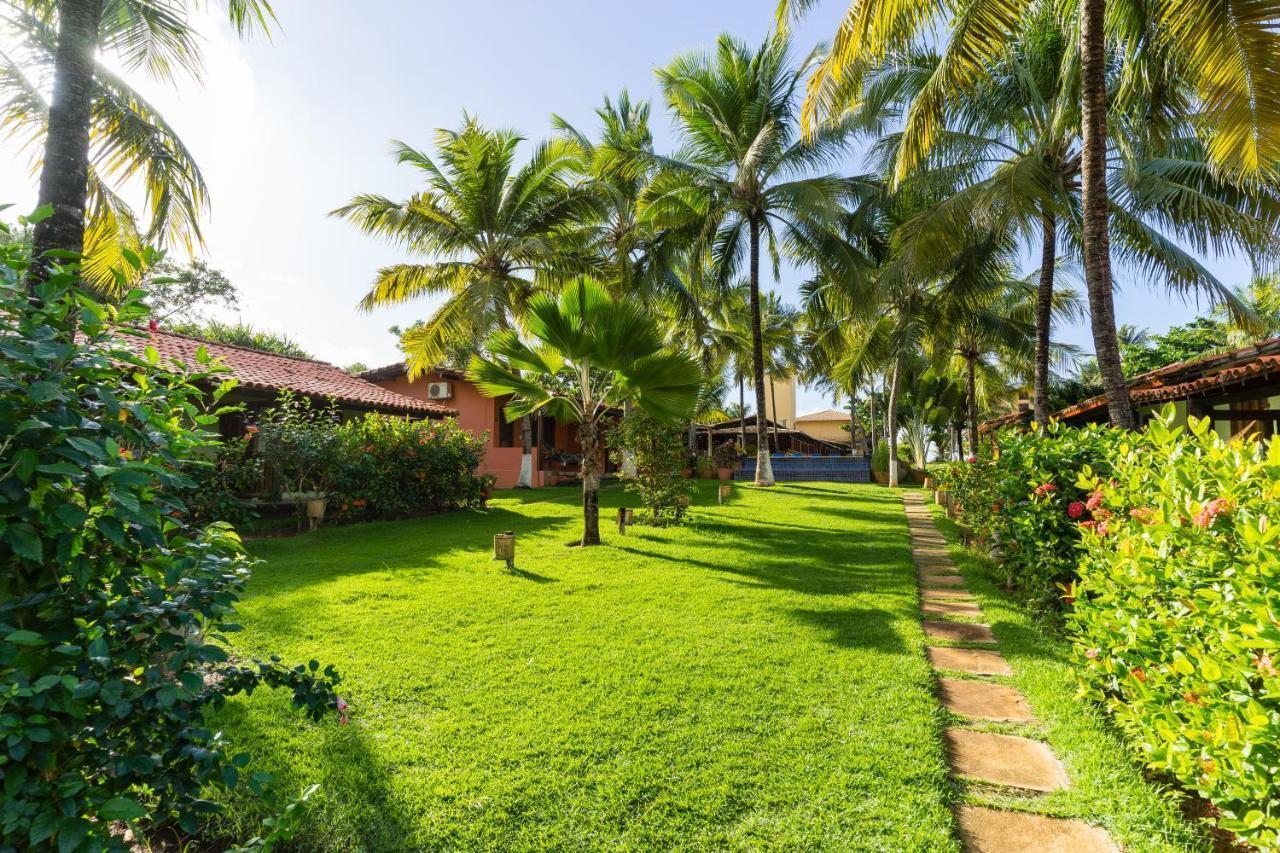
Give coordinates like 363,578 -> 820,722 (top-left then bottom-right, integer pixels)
427,381 -> 453,400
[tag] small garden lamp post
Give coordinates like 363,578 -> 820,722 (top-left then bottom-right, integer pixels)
493,531 -> 516,569
617,507 -> 635,534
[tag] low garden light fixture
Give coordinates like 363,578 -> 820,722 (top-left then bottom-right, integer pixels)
617,507 -> 635,534
718,484 -> 731,505
493,531 -> 515,569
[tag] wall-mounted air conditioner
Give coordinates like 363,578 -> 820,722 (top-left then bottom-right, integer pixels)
427,381 -> 453,400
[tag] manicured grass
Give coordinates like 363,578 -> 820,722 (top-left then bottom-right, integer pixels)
925,496 -> 1212,852
213,483 -> 958,850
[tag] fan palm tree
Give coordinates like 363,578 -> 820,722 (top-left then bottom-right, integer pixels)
468,277 -> 703,546
780,0 -> 1280,428
5,0 -> 275,288
850,21 -> 1280,427
641,32 -> 857,486
333,119 -> 594,488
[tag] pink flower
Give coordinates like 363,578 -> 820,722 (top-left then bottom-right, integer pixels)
1097,521 -> 1109,536
1033,482 -> 1057,498
1085,647 -> 1100,659
1129,507 -> 1155,524
336,696 -> 350,725
1192,497 -> 1232,528
1085,490 -> 1104,511
1079,520 -> 1097,533
965,456 -> 977,463
1067,501 -> 1086,519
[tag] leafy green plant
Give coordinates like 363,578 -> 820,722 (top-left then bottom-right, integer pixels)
330,413 -> 485,520
696,454 -> 716,478
713,440 -> 739,471
1068,406 -> 1280,847
871,441 -> 890,474
0,245 -> 340,850
186,432 -> 264,526
609,408 -> 697,525
256,393 -> 342,500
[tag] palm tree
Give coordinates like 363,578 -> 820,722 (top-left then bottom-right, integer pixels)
468,278 -> 703,545
333,119 -> 594,488
780,0 -> 1280,427
6,0 -> 275,287
642,33 -> 856,486
760,293 -> 804,448
851,22 -> 1280,427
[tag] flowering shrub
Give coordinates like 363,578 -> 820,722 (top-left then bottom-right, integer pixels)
185,433 -> 264,526
330,413 -> 486,520
0,252 -> 339,849
1068,407 -> 1280,847
940,422 -> 1122,605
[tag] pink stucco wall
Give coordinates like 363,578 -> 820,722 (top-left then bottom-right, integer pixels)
374,371 -> 537,489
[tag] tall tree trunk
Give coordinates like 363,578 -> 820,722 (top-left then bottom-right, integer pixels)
886,360 -> 901,487
848,391 -> 857,456
867,383 -> 876,457
27,0 -> 104,288
748,215 -> 773,485
619,401 -> 636,477
1034,212 -> 1057,429
1080,0 -> 1134,429
966,355 -> 979,457
769,378 -> 778,451
738,374 -> 747,449
579,417 -> 600,546
952,423 -> 962,461
516,415 -> 534,487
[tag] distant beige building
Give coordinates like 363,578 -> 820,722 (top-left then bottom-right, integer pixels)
796,408 -> 867,454
762,374 -> 797,429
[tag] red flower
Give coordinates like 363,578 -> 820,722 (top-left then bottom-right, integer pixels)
1033,482 -> 1058,498
1079,520 -> 1097,533
1067,501 -> 1086,519
1085,490 -> 1104,511
991,501 -> 1002,513
353,498 -> 367,508
965,456 -> 977,463
1130,666 -> 1147,683
1192,497 -> 1232,528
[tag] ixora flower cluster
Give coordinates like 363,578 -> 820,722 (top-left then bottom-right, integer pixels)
1067,410 -> 1280,849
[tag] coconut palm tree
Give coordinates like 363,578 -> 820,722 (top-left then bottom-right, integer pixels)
850,21 -> 1280,427
780,0 -> 1280,428
468,277 -> 703,545
641,32 -> 857,486
5,0 -> 275,288
333,119 -> 594,488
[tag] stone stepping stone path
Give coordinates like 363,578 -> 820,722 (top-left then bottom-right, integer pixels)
902,492 -> 1115,852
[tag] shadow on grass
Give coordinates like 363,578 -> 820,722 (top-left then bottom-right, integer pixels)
787,606 -> 907,652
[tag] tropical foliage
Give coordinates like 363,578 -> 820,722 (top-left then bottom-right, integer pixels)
609,410 -> 697,525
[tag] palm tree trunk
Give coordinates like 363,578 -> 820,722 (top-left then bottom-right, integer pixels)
867,383 -> 876,457
620,400 -> 636,477
26,0 -> 104,288
516,415 -> 534,487
966,355 -> 979,457
579,417 -> 600,546
887,360 -> 901,487
848,391 -> 857,456
738,374 -> 747,450
769,378 -> 778,451
1034,212 -> 1057,428
1080,0 -> 1134,429
748,216 -> 773,486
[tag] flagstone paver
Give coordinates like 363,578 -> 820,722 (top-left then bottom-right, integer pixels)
938,678 -> 1035,722
922,588 -> 976,601
921,574 -> 967,588
953,806 -> 1118,853
926,646 -> 1013,676
923,600 -> 983,617
945,729 -> 1069,792
923,620 -> 997,645
903,492 -> 1116,851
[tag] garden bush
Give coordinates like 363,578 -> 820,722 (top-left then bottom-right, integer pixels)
0,247 -> 340,850
713,440 -> 739,471
330,412 -> 486,520
610,411 -> 695,524
940,422 -> 1121,605
1068,408 -> 1280,848
185,433 -> 263,527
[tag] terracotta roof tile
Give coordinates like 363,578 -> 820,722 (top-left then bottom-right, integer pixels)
118,330 -> 456,417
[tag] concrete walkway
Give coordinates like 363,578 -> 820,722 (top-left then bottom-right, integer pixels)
903,492 -> 1117,853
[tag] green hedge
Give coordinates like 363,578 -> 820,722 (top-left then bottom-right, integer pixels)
1068,410 -> 1280,848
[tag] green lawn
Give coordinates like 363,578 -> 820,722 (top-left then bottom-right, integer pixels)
211,483 -> 1198,851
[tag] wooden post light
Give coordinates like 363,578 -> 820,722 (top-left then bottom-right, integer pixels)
718,484 -> 731,504
617,507 -> 634,534
493,531 -> 515,569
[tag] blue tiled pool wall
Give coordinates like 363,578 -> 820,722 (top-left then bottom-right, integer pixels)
735,456 -> 872,482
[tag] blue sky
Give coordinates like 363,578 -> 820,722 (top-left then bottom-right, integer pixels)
1,0 -> 1254,413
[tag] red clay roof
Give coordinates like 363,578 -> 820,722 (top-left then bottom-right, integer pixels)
980,335 -> 1280,433
118,330 -> 456,417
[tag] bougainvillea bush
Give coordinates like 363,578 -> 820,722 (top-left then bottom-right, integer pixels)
330,412 -> 486,521
1069,408 -> 1280,848
0,246 -> 340,850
